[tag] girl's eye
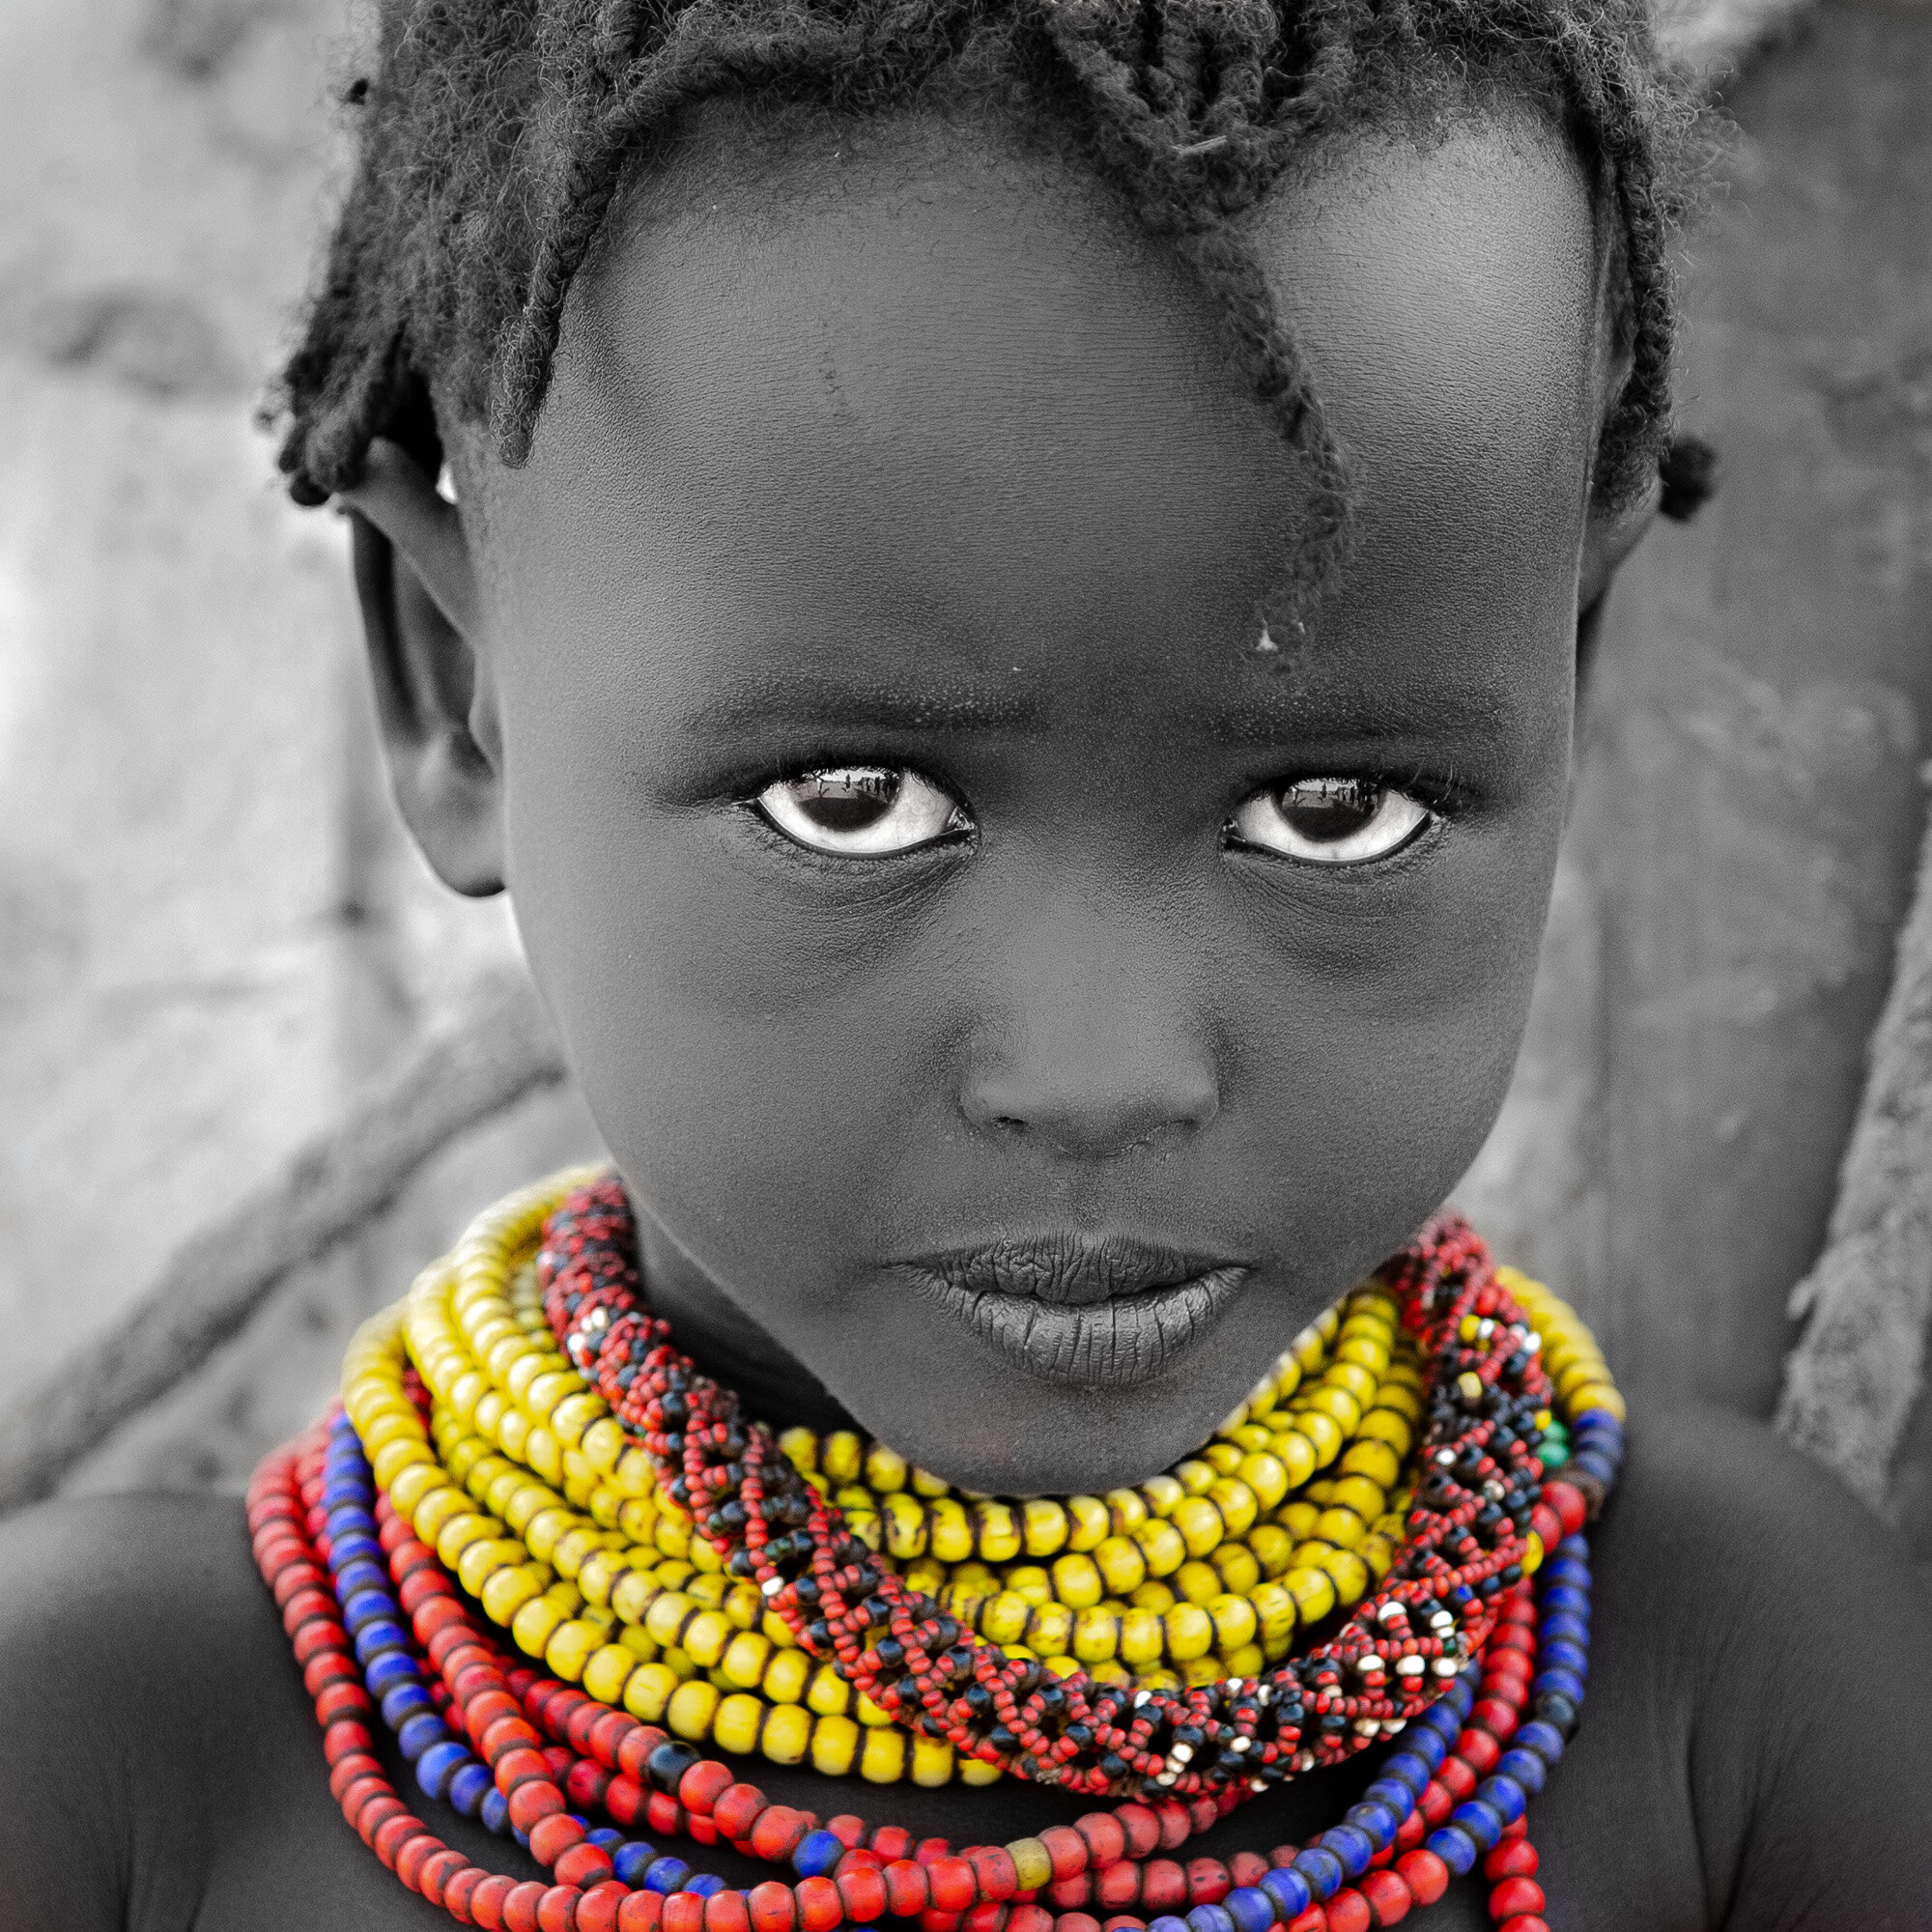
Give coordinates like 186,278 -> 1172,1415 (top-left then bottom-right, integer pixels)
1227,777 -> 1432,866
754,766 -> 970,857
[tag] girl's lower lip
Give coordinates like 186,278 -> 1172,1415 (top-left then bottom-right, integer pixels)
911,1267 -> 1251,1386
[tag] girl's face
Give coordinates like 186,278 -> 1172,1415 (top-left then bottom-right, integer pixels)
385,105 -> 1636,1492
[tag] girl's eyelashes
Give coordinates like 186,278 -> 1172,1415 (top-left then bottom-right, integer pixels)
753,765 -> 972,857
1226,777 -> 1434,867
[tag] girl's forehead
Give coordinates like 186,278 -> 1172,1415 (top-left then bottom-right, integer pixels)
476,103 -> 1602,712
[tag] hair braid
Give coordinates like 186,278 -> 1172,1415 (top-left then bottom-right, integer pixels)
270,0 -> 1707,556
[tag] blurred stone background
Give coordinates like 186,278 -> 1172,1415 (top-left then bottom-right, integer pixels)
1,0 -> 1927,1559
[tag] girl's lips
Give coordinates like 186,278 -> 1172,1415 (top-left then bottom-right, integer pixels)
896,1235 -> 1252,1386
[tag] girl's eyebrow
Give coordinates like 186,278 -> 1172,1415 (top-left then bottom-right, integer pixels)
681,670 -> 1524,748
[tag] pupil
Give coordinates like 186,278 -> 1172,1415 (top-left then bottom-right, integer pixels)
798,770 -> 897,834
1279,779 -> 1378,842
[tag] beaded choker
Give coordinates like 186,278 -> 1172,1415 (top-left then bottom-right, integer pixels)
250,1171 -> 1625,1932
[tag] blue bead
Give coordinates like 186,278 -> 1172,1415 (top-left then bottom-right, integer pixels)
1318,1826 -> 1373,1880
1405,1726 -> 1447,1773
1543,1638 -> 1589,1676
481,1785 -> 510,1834
323,1476 -> 374,1508
1515,1719 -> 1567,1764
367,1652 -> 417,1696
1542,1613 -> 1590,1648
1379,1752 -> 1431,1796
792,1830 -> 845,1878
1534,1668 -> 1587,1705
1148,1916 -> 1191,1932
688,1875 -> 726,1898
1451,1799 -> 1504,1853
1477,1776 -> 1526,1824
588,1829 -> 623,1851
342,1583 -> 394,1627
1445,1675 -> 1476,1718
1185,1905 -> 1236,1932
514,1826 -> 530,1849
397,1713 -> 451,1761
1223,1886 -> 1275,1932
646,1858 -> 693,1893
449,1761 -> 494,1818
330,1533 -> 384,1569
613,1843 -> 661,1887
354,1619 -> 410,1664
382,1683 -> 436,1729
1362,1780 -> 1413,1820
1558,1533 -> 1590,1560
1497,1747 -> 1547,1795
1291,1847 -> 1344,1902
327,1504 -> 378,1539
1345,1801 -> 1399,1850
1540,1583 -> 1590,1619
1259,1868 -> 1311,1921
1424,1826 -> 1478,1877
415,1740 -> 470,1799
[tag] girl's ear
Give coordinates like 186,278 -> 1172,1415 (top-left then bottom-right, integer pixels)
339,440 -> 505,897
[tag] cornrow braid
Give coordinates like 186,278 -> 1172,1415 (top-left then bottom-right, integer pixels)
271,0 -> 1707,575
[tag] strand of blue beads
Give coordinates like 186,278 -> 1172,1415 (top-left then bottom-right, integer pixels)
319,1412 -> 727,1902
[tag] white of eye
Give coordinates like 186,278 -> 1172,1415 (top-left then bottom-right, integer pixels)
1228,777 -> 1432,866
755,766 -> 969,857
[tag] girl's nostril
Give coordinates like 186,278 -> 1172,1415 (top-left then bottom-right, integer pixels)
994,1116 -> 1028,1133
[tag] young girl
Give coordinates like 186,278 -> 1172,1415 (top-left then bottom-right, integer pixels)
3,2 -> 1927,1927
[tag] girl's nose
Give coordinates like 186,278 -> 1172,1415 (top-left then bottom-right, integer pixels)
955,923 -> 1221,1160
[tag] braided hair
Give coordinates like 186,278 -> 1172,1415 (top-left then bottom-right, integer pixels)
272,0 -> 1712,588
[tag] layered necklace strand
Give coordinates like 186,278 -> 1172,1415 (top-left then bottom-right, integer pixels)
249,1171 -> 1625,1932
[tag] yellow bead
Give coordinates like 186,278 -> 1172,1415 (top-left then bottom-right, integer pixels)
928,1498 -> 974,1564
1171,1495 -> 1226,1559
807,1666 -> 851,1718
1319,1548 -> 1370,1605
682,1609 -> 732,1669
1207,1593 -> 1257,1652
762,1648 -> 810,1704
1163,1603 -> 1213,1662
821,1433 -> 863,1482
1025,1603 -> 1075,1657
668,1679 -> 720,1741
1065,1495 -> 1110,1551
459,1537 -> 514,1597
513,1595 -> 567,1659
545,1618 -> 602,1683
1130,1519 -> 1186,1577
1296,1410 -> 1344,1468
1316,1509 -> 1366,1551
759,1702 -> 812,1765
1279,1500 -> 1321,1541
911,1736 -> 953,1787
1174,1562 -> 1220,1606
810,1715 -> 861,1776
481,1564 -> 544,1625
959,1757 -> 1004,1787
645,1590 -> 697,1648
860,1726 -> 906,1783
720,1632 -> 772,1689
1571,1382 -> 1627,1424
1207,1477 -> 1258,1538
974,1502 -> 1022,1562
1118,1607 -> 1165,1667
1050,1551 -> 1104,1607
714,1692 -> 764,1756
980,1592 -> 1032,1647
1339,1439 -> 1401,1488
1008,1838 -> 1054,1891
1209,1543 -> 1261,1594
864,1442 -> 908,1492
611,1571 -> 664,1628
1071,1607 -> 1121,1662
1236,1453 -> 1290,1511
1522,1531 -> 1545,1574
1091,1534 -> 1147,1596
882,1493 -> 927,1559
1357,1408 -> 1412,1457
1285,1566 -> 1337,1624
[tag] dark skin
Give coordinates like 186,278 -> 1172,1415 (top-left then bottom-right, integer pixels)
4,101 -> 1929,1931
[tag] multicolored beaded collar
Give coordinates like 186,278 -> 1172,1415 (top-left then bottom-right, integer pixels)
249,1171 -> 1624,1932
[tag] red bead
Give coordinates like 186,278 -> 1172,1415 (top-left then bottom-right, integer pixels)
1227,1853 -> 1269,1889
554,1843 -> 615,1889
1356,1871 -> 1410,1926
1075,1814 -> 1127,1868
495,1746 -> 550,1790
606,1776 -> 644,1827
1154,1805 -> 1193,1853
704,1889 -> 752,1932
715,1783 -> 767,1841
870,1828 -> 913,1863
663,1892 -> 707,1932
796,1877 -> 842,1932
471,1875 -> 518,1931
1286,1911 -> 1328,1932
447,1866 -> 488,1921
749,1881 -> 797,1932
928,1860 -> 977,1915
1496,1920 -> 1550,1932
1454,1728 -> 1501,1776
1115,1805 -> 1163,1860
619,1893 -> 665,1932
681,1761 -> 735,1816
1323,1890 -> 1371,1932
968,1847 -> 1019,1901
839,1865 -> 889,1922
884,1861 -> 930,1917
920,1915 -> 962,1932
422,1850 -> 469,1907
538,1888 -> 584,1932
1039,1828 -> 1089,1882
1101,1919 -> 1148,1932
1541,1482 -> 1587,1537
578,1886 -> 627,1932
647,1794 -> 686,1837
1393,1809 -> 1426,1853
394,1831 -> 445,1889
752,1808 -> 812,1864
827,1815 -> 867,1850
1140,1862 -> 1185,1912
1007,1910 -> 1052,1932
1047,1876 -> 1092,1910
1056,1918 -> 1101,1932
502,1881 -> 549,1932
510,1781 -> 566,1834
1469,1699 -> 1519,1742
961,1906 -> 1008,1932
1393,1852 -> 1448,1907
1184,1861 -> 1231,1906
1483,1839 -> 1538,1881
567,1762 -> 612,1810
1095,1863 -> 1142,1911
1490,1878 -> 1547,1918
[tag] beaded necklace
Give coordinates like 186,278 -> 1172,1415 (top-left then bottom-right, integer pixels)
250,1171 -> 1624,1932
